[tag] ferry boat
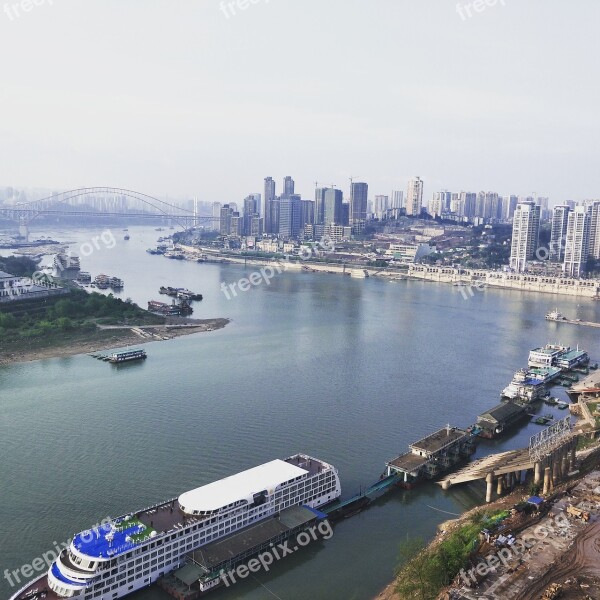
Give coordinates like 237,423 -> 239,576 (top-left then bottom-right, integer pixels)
10,454 -> 341,600
108,349 -> 146,363
545,309 -> 566,322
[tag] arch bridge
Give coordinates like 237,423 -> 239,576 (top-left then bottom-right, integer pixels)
0,187 -> 217,230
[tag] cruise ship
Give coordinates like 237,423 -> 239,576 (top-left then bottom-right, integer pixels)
528,344 -> 589,370
11,454 -> 341,600
501,367 -> 561,403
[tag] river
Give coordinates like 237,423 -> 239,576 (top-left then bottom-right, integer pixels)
1,225 -> 599,600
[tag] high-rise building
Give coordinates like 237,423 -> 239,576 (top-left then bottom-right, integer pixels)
391,190 -> 404,209
264,177 -> 276,229
243,195 -> 259,217
509,201 -> 541,272
406,177 -> 423,216
279,194 -> 301,238
429,193 -> 444,218
314,188 -> 328,225
563,206 -> 590,278
212,202 -> 222,232
373,195 -> 389,219
587,201 -> 600,260
549,205 -> 571,262
341,202 -> 350,226
283,176 -> 295,196
505,195 -> 518,221
323,188 -> 343,225
300,200 -> 315,230
350,182 -> 368,223
219,204 -> 233,236
460,192 -> 476,218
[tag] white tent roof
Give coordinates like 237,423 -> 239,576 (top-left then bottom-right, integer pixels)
179,459 -> 307,514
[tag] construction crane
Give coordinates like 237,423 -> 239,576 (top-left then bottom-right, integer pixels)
314,182 -> 337,189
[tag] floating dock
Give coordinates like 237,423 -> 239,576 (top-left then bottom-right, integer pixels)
385,426 -> 476,486
476,401 -> 528,439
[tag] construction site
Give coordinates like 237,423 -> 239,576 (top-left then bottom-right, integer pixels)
437,448 -> 600,600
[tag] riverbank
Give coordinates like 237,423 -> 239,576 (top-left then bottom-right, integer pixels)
0,318 -> 229,365
375,440 -> 600,600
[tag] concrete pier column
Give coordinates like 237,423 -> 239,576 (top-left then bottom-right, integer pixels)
553,455 -> 561,483
543,466 -> 551,495
562,456 -> 569,478
497,475 -> 504,496
505,473 -> 512,489
534,462 -> 542,486
486,472 -> 494,503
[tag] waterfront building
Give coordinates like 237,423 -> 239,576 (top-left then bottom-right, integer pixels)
0,270 -> 66,303
549,205 -> 571,262
587,201 -> 600,260
509,201 -> 541,272
279,194 -> 302,238
350,182 -> 368,224
563,205 -> 590,278
406,177 -> 423,216
386,243 -> 433,264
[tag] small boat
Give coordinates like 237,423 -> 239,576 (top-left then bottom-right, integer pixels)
545,309 -> 565,321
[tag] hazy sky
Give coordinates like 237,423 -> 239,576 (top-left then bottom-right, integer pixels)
1,0 -> 599,204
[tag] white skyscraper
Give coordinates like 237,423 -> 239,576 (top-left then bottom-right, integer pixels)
549,205 -> 570,262
406,177 -> 423,216
586,201 -> 600,260
212,201 -> 222,232
391,190 -> 404,209
563,206 -> 590,278
509,201 -> 540,272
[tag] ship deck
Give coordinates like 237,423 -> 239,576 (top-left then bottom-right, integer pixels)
12,575 -> 60,600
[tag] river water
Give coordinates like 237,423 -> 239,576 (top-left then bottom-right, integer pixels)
1,226 -> 600,600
